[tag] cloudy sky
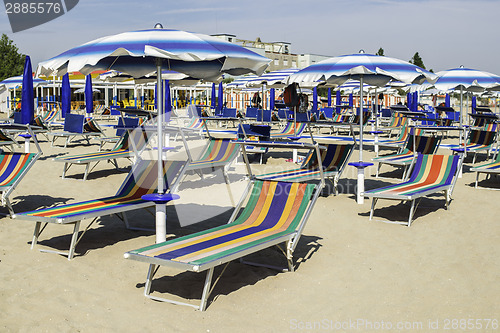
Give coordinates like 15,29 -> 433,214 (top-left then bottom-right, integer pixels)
1,0 -> 499,75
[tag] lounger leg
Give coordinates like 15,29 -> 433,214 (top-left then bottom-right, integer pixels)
31,221 -> 43,249
62,162 -> 68,179
5,197 -> 14,216
369,198 -> 378,220
66,221 -> 81,260
200,267 -> 214,311
408,200 -> 416,227
83,164 -> 90,181
475,173 -> 479,188
376,163 -> 381,178
144,264 -> 158,297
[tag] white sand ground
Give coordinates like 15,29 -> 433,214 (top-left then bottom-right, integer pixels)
0,118 -> 498,332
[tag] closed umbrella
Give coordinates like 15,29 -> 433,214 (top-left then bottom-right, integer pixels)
312,86 -> 318,111
217,81 -> 223,114
210,83 -> 216,110
20,56 -> 34,125
36,24 -> 270,243
61,73 -> 71,118
288,51 -> 436,204
445,94 -> 450,107
327,88 -> 332,107
269,88 -> 275,110
335,90 -> 341,114
85,74 -> 94,115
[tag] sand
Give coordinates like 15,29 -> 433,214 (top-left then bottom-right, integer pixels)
0,119 -> 498,332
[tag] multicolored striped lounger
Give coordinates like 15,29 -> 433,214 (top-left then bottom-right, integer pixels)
258,143 -> 354,194
270,122 -> 306,139
0,152 -> 39,215
53,128 -> 148,180
124,179 -> 322,311
365,154 -> 461,226
14,159 -> 186,259
185,138 -> 239,182
455,129 -> 498,164
470,153 -> 500,189
377,124 -> 415,149
374,132 -> 441,179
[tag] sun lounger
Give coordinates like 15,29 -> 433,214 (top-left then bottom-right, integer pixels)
124,177 -> 322,311
374,131 -> 441,179
184,138 -> 240,183
14,159 -> 186,259
0,124 -> 42,216
270,121 -> 306,139
257,143 -> 354,194
365,154 -> 462,226
457,129 -> 498,164
53,127 -> 148,180
470,152 -> 500,189
48,114 -> 103,148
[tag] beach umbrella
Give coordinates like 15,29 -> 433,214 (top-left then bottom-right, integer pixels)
85,74 -> 94,115
445,94 -> 450,107
245,68 -> 300,88
472,96 -> 477,113
348,93 -> 353,108
36,24 -> 270,243
312,86 -> 318,111
217,81 -> 223,113
210,83 -> 216,110
336,90 -> 341,113
61,73 -> 71,118
287,51 -> 436,204
19,56 -> 34,125
433,66 -> 500,145
0,74 -> 47,89
269,88 -> 275,110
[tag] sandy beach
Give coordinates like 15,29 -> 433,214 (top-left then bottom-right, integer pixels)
0,119 -> 498,332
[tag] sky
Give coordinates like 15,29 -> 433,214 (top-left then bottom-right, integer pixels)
1,0 -> 500,75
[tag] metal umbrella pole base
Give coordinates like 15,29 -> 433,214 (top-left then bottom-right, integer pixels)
348,161 -> 373,204
142,193 -> 180,243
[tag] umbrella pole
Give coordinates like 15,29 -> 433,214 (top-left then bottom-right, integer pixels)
154,61 -> 167,244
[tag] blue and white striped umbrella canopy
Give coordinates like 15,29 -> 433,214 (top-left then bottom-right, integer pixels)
0,75 -> 47,89
433,66 -> 500,92
36,27 -> 270,81
246,68 -> 300,87
287,52 -> 436,87
226,75 -> 259,89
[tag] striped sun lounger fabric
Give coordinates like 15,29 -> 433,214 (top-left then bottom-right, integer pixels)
373,133 -> 441,179
462,129 -> 496,152
186,139 -> 239,170
367,154 -> 459,199
128,180 -> 315,266
258,144 -> 354,193
0,153 -> 37,188
15,159 -> 186,259
125,179 -> 319,310
471,153 -> 500,188
270,122 -> 306,139
365,154 -> 460,226
0,152 -> 39,215
18,160 -> 184,221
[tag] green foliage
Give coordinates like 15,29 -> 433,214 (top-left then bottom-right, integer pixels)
376,48 -> 385,56
0,34 -> 26,82
409,52 -> 426,69
222,77 -> 234,84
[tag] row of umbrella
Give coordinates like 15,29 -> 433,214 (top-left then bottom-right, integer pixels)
12,24 -> 500,241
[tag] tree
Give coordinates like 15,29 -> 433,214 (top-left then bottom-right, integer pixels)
376,48 -> 385,56
409,52 -> 426,69
0,34 -> 26,82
